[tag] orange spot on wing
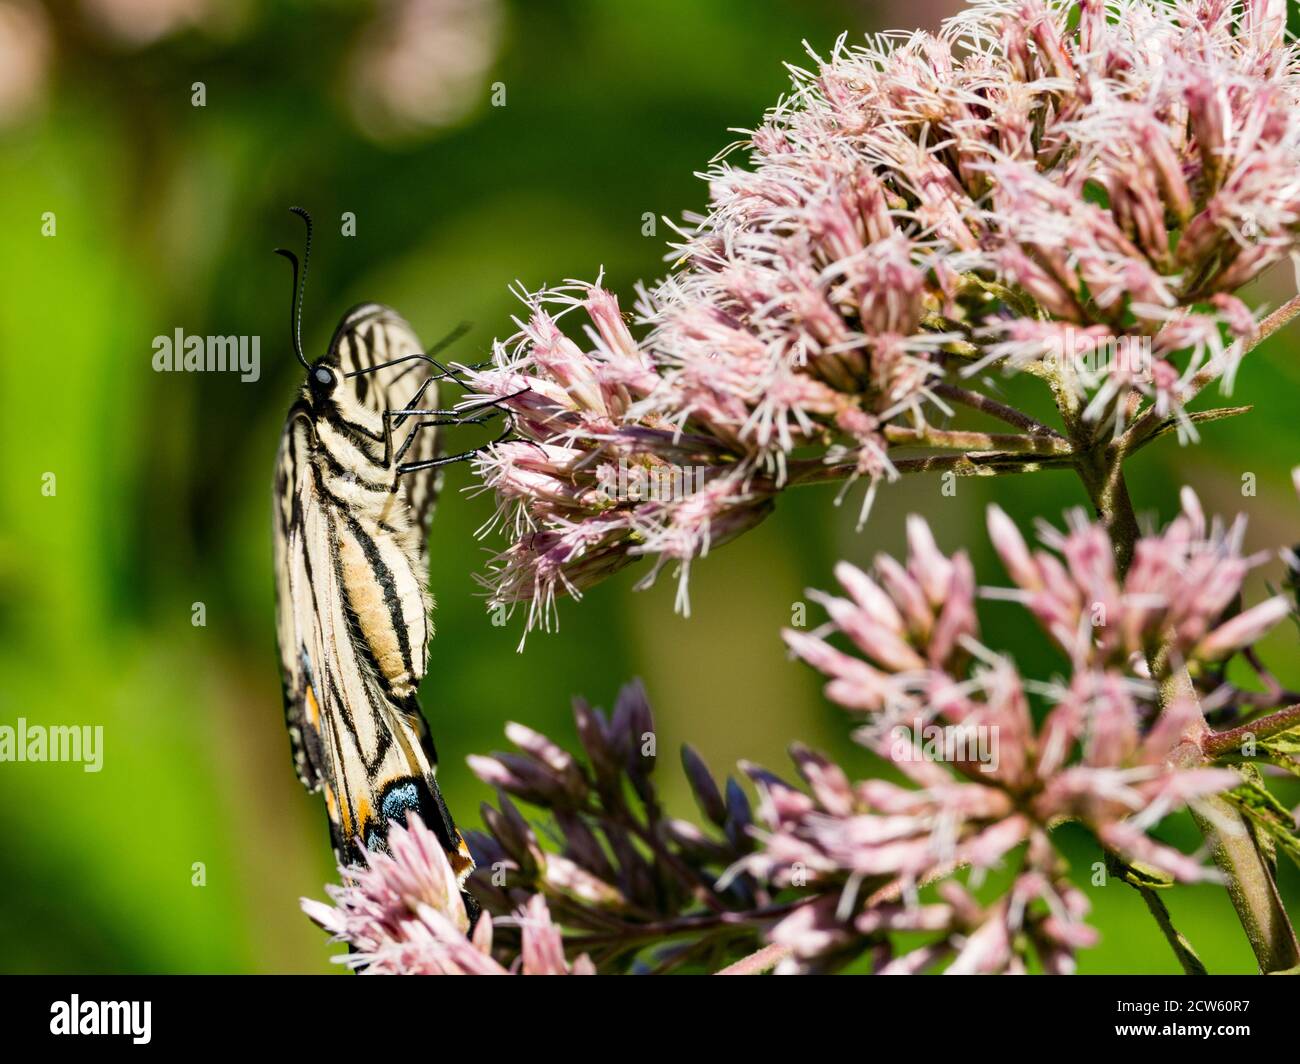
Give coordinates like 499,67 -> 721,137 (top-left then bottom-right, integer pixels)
450,832 -> 475,882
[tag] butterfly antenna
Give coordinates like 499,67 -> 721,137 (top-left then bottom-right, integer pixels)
273,206 -> 314,370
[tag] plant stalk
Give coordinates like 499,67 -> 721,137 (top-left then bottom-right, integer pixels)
1204,704 -> 1300,759
715,943 -> 791,975
1071,416 -> 1299,974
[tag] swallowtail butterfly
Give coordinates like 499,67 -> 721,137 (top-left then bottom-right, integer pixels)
271,208 -> 503,891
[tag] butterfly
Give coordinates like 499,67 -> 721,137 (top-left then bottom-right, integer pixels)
271,207 -> 506,886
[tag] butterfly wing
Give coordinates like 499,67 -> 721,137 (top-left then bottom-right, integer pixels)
274,411 -> 325,793
327,303 -> 444,558
274,362 -> 470,875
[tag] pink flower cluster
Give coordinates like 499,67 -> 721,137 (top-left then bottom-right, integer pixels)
302,485 -> 1293,973
767,830 -> 1098,975
301,816 -> 593,975
466,0 -> 1300,642
761,495 -> 1278,970
987,488 -> 1289,669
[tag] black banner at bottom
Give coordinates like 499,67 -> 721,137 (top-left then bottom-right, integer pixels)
0,974 -> 1289,1050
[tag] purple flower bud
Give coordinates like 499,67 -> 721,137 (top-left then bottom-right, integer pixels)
681,744 -> 727,826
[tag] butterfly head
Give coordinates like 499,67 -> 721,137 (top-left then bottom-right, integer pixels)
307,360 -> 339,402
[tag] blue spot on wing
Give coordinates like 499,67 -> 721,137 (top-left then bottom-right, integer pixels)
364,780 -> 423,852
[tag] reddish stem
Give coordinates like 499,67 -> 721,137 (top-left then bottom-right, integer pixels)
715,943 -> 791,975
1203,704 -> 1300,759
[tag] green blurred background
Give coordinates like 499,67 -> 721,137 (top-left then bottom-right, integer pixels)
1,0 -> 1297,974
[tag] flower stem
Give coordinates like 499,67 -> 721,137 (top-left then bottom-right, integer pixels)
1256,292 -> 1300,347
1106,850 -> 1209,976
1140,889 -> 1208,976
931,382 -> 1064,438
1071,428 -> 1299,973
1074,446 -> 1141,572
883,425 -> 1073,454
788,449 -> 1076,487
568,900 -> 811,949
1115,293 -> 1300,456
715,942 -> 791,975
1166,669 -> 1295,972
1203,704 -> 1300,759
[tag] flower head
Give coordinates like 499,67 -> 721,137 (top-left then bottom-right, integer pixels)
301,814 -> 593,974
986,488 -> 1287,669
766,499 -> 1254,969
468,0 -> 1300,643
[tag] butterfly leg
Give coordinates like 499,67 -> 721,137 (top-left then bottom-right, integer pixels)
386,383 -> 526,426
376,375 -> 530,480
391,415 -> 496,467
385,384 -> 530,464
390,376 -> 435,430
378,406 -> 504,475
396,421 -> 517,475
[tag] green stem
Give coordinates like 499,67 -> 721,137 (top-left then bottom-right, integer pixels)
1105,851 -> 1210,977
1073,443 -> 1141,573
1100,740 -> 1212,971
1071,428 -> 1299,973
1139,888 -> 1208,976
1162,662 -> 1299,975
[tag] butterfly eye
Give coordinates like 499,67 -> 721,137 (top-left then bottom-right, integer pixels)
310,364 -> 337,395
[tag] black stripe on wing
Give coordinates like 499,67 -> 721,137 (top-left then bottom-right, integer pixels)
327,303 -> 445,557
274,420 -> 326,793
